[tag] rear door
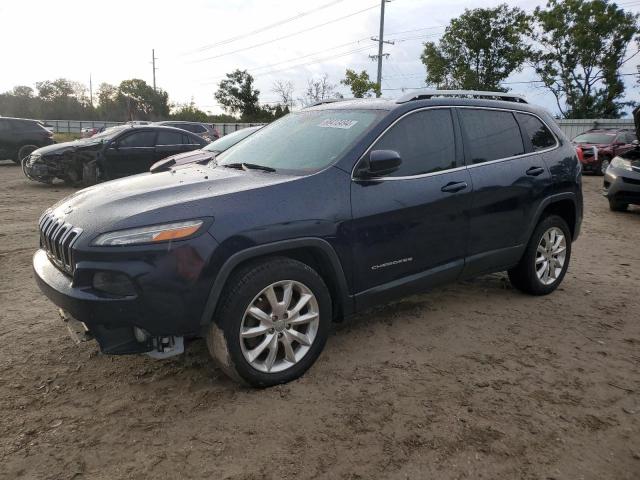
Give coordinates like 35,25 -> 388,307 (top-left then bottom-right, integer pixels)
103,130 -> 157,178
350,108 -> 472,307
459,108 -> 554,277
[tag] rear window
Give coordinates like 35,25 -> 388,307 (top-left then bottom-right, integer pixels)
515,113 -> 556,151
459,109 -> 524,164
573,132 -> 615,144
157,130 -> 186,145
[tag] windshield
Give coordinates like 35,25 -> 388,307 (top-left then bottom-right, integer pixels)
204,126 -> 260,153
573,132 -> 615,144
217,109 -> 383,173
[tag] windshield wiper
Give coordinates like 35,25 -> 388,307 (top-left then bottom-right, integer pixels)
222,162 -> 276,173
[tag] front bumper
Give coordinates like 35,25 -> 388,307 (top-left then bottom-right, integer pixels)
603,166 -> 640,205
23,154 -> 58,183
33,233 -> 218,354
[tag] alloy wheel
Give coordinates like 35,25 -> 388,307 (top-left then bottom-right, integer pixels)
600,158 -> 610,175
239,280 -> 319,373
535,227 -> 567,286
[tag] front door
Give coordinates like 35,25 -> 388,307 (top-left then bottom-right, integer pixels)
350,108 -> 472,309
104,130 -> 157,178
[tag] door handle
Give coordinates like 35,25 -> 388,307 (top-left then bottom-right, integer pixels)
441,181 -> 468,193
526,166 -> 545,176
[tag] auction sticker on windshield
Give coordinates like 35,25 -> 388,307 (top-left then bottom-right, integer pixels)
318,119 -> 358,129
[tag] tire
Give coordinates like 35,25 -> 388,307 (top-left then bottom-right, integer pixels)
15,144 -> 39,165
598,156 -> 611,176
205,257 -> 331,387
609,199 -> 628,212
508,215 -> 572,296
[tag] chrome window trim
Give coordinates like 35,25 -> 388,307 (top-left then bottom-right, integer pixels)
351,105 -> 560,181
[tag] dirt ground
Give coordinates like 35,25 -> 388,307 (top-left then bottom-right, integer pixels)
0,160 -> 639,480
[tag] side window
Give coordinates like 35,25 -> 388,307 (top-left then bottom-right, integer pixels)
192,124 -> 206,133
459,109 -> 524,164
183,134 -> 201,145
118,131 -> 156,148
157,131 -> 185,145
515,113 -> 556,151
626,132 -> 637,143
372,109 -> 457,176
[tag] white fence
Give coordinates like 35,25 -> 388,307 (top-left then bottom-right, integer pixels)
42,119 -> 265,136
554,118 -> 634,140
41,118 -> 636,139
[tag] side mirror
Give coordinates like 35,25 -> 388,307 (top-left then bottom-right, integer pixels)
109,141 -> 119,150
363,150 -> 402,177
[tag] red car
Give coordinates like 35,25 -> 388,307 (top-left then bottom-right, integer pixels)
573,128 -> 638,175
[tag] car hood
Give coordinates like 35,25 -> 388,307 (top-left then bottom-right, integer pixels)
48,163 -> 296,238
34,140 -> 103,157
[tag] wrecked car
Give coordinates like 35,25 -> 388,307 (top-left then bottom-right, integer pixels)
602,106 -> 640,211
149,125 -> 263,172
22,125 -> 208,185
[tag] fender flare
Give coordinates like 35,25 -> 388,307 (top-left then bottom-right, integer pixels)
523,192 -> 578,244
199,237 -> 353,326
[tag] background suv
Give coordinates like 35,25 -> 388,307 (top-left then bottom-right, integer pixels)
572,128 -> 637,175
153,121 -> 220,142
0,116 -> 55,164
33,91 -> 582,387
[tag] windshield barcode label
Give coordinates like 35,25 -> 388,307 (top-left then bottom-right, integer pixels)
318,119 -> 358,129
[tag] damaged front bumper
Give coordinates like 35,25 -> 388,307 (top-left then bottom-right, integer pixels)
22,154 -> 60,183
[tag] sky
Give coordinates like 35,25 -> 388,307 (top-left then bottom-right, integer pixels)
1,0 -> 640,117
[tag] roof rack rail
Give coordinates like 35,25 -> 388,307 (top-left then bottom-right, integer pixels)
306,98 -> 348,108
396,89 -> 528,104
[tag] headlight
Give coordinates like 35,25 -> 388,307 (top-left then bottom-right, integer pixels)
611,156 -> 632,171
92,220 -> 204,246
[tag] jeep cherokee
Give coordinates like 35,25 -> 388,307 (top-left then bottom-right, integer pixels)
33,90 -> 583,387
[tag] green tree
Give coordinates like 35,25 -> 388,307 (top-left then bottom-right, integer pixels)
340,69 -> 380,98
214,69 -> 260,117
421,4 -> 530,91
171,101 -> 210,122
532,0 -> 639,118
11,86 -> 34,98
116,79 -> 169,120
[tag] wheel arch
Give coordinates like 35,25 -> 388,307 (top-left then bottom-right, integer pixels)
527,194 -> 578,243
200,238 -> 354,327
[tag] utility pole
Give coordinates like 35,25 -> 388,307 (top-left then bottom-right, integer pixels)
151,49 -> 158,91
89,73 -> 93,107
369,0 -> 393,97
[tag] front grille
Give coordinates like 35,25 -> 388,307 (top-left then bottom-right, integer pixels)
38,211 -> 82,275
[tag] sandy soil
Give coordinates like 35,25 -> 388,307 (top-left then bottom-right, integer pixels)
0,161 -> 639,480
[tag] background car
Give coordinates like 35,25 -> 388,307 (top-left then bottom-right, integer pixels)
572,128 -> 637,175
0,117 -> 55,164
149,125 -> 263,172
602,107 -> 640,211
153,121 -> 220,142
23,125 -> 207,185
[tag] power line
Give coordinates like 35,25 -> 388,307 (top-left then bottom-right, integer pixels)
188,3 -> 380,64
184,0 -> 346,55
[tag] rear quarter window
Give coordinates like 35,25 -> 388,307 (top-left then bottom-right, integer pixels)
459,109 -> 524,164
515,113 -> 556,151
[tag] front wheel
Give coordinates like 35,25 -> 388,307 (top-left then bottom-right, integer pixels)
206,257 -> 331,387
508,215 -> 572,295
609,199 -> 628,212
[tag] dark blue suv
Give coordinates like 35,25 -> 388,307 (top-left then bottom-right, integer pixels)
33,91 -> 583,387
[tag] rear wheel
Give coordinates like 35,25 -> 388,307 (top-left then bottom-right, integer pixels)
206,257 -> 331,387
15,144 -> 39,165
609,199 -> 628,212
508,215 -> 572,295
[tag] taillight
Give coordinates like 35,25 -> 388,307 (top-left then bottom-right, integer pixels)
575,146 -> 584,163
